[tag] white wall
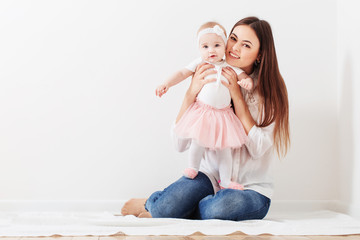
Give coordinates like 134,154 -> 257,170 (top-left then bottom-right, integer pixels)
337,0 -> 360,217
0,0 -> 342,211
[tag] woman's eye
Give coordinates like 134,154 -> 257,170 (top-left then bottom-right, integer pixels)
243,44 -> 250,48
230,36 -> 237,41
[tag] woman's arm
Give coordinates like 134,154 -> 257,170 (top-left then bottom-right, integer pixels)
175,63 -> 217,123
246,123 -> 274,159
222,67 -> 275,159
221,67 -> 256,134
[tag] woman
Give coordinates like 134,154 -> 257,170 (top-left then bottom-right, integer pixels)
121,17 -> 290,221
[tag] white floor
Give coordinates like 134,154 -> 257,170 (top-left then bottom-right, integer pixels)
0,210 -> 360,236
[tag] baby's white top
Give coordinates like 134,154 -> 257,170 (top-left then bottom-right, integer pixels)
185,57 -> 243,109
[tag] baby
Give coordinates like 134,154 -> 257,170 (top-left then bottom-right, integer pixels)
155,22 -> 253,190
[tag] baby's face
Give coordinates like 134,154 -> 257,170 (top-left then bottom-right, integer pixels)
198,33 -> 226,63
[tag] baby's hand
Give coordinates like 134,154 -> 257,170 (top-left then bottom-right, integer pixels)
238,77 -> 254,91
155,84 -> 169,97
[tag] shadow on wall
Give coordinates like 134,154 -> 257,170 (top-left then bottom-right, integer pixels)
338,54 -> 354,209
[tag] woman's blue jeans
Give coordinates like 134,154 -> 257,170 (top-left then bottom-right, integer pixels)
145,172 -> 271,221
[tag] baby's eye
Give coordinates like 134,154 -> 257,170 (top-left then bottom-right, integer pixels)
215,44 -> 221,47
203,45 -> 208,49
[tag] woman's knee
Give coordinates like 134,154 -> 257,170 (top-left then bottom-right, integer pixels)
146,191 -> 179,217
148,191 -> 197,218
146,173 -> 214,218
198,190 -> 236,220
198,189 -> 271,221
149,202 -> 180,218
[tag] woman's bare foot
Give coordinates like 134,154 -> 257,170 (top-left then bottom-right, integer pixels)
121,198 -> 147,217
138,211 -> 152,218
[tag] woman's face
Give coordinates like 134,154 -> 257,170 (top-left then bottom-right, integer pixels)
225,25 -> 260,74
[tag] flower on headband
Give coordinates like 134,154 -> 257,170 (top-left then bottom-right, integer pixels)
197,25 -> 227,45
213,25 -> 224,35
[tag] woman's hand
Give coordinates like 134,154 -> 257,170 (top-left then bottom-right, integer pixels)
186,63 -> 217,98
175,63 -> 216,123
221,66 -> 243,101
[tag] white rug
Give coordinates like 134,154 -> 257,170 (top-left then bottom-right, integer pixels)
0,210 -> 360,236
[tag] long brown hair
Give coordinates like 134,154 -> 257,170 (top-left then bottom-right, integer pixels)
231,17 -> 290,157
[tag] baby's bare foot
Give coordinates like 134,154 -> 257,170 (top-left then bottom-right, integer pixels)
138,211 -> 152,218
121,198 -> 147,217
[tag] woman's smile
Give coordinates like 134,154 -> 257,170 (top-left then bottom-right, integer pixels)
228,51 -> 240,59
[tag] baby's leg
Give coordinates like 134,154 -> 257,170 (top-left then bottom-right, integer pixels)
218,149 -> 244,190
184,140 -> 205,179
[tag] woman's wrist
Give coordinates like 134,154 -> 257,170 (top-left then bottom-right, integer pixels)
185,88 -> 197,102
232,93 -> 256,134
230,88 -> 245,107
231,92 -> 243,103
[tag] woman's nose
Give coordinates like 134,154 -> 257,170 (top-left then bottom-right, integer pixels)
232,42 -> 241,52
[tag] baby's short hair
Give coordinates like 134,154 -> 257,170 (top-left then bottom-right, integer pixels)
197,22 -> 227,38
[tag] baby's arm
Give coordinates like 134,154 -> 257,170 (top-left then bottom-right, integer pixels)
156,68 -> 193,97
237,72 -> 254,91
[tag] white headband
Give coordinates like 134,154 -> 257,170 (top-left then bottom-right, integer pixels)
197,25 -> 227,45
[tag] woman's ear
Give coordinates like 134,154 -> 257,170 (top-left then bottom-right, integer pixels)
257,53 -> 261,62
255,53 -> 262,65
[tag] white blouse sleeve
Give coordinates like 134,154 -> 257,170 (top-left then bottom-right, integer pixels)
242,81 -> 275,160
245,123 -> 274,159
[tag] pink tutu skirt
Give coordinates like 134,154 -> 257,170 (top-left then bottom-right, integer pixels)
173,100 -> 247,150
